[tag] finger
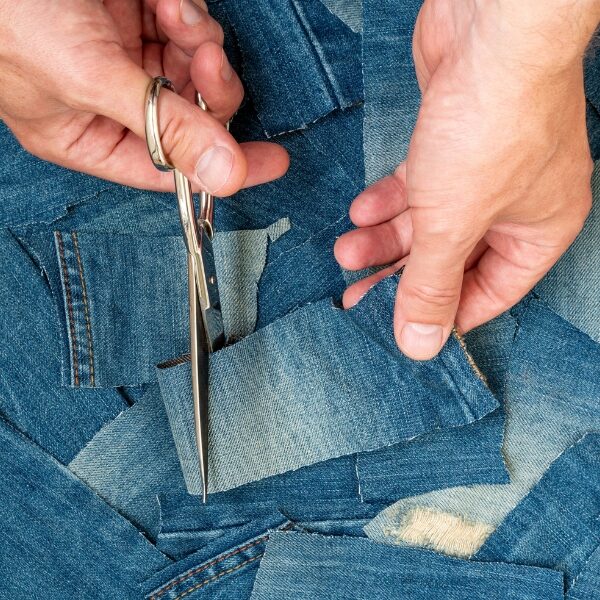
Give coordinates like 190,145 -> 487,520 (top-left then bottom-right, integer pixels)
349,165 -> 408,227
186,42 -> 244,123
334,211 -> 413,270
394,210 -> 479,360
342,260 -> 407,308
456,240 -> 558,333
72,52 -> 246,195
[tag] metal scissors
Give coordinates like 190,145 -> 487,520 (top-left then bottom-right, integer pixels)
145,76 -> 225,502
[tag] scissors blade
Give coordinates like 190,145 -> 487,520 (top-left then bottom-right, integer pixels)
188,254 -> 210,503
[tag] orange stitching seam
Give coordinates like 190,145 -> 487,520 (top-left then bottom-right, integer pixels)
56,232 -> 79,387
71,232 -> 95,387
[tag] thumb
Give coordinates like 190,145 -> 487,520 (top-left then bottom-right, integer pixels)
395,217 -> 476,360
72,52 -> 247,196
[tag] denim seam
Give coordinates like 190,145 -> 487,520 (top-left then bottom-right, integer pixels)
71,231 -> 95,387
55,230 -> 80,387
174,553 -> 264,599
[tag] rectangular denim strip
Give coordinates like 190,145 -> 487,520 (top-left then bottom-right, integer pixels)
365,297 -> 600,557
0,416 -> 171,600
157,495 -> 385,559
356,311 -> 516,502
46,220 -> 288,387
157,276 -> 498,495
70,384 -> 361,540
249,532 -> 564,600
142,515 -> 293,600
223,0 -> 362,137
475,433 -> 600,592
534,162 -> 600,343
362,0 -> 422,185
0,229 -> 126,464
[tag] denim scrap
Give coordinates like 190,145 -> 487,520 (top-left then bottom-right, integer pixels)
27,220 -> 288,388
534,163 -> 600,343
157,495 -> 384,559
362,0 -> 422,185
365,297 -> 600,557
319,0 -> 362,33
249,532 -> 564,600
0,228 -> 126,464
568,543 -> 600,600
0,416 -> 171,599
157,275 -> 498,495
476,433 -> 600,592
222,0 -> 362,137
142,514 -> 293,600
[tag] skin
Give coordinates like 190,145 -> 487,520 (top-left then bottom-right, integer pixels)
0,0 -> 289,195
1,0 -> 598,360
335,0 -> 600,359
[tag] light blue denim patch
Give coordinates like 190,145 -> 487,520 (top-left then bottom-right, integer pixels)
319,0 -> 362,33
249,531 -> 564,600
0,228 -> 126,464
365,297 -> 600,556
362,0 -> 422,185
157,275 -> 498,495
157,494 -> 384,559
0,416 -> 171,599
534,162 -> 600,343
476,433 -> 600,593
222,0 -> 362,137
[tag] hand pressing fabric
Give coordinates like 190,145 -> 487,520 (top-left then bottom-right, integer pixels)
335,0 -> 599,360
0,0 -> 288,195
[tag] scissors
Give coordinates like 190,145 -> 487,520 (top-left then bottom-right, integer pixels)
145,76 -> 225,502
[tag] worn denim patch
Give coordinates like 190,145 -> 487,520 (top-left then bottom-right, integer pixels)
365,297 -> 600,556
319,0 -> 362,32
568,542 -> 600,600
0,416 -> 170,599
249,532 -> 564,600
157,276 -> 497,495
476,433 -> 600,592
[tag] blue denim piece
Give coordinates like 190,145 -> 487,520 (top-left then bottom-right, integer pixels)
476,433 -> 600,593
319,0 -> 362,33
534,164 -> 600,343
0,121 -> 117,227
0,228 -> 126,463
365,297 -> 600,556
568,543 -> 600,600
222,0 -> 362,137
362,0 -> 423,185
157,276 -> 498,495
0,416 -> 171,599
142,514 -> 293,600
249,532 -> 564,600
36,220 -> 288,388
157,495 -> 385,559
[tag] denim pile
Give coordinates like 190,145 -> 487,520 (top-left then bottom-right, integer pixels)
1,1 -> 599,598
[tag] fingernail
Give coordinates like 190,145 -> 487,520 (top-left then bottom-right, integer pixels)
180,0 -> 205,26
196,145 -> 233,194
220,50 -> 233,82
400,322 -> 443,360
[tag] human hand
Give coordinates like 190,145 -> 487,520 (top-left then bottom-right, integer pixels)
335,0 -> 599,360
0,0 -> 289,194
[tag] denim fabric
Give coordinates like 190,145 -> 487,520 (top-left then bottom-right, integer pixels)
584,43 -> 600,159
534,163 -> 600,343
0,228 -> 126,463
365,297 -> 600,557
249,532 -> 564,600
319,0 -> 362,33
157,275 -> 498,495
568,543 -> 600,600
362,0 -> 422,185
157,495 -> 384,559
0,416 -> 171,599
476,433 -> 600,592
35,220 -> 288,388
142,514 -> 293,600
222,0 -> 362,137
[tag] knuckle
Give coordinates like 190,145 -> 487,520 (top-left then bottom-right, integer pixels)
406,282 -> 458,309
160,110 -> 195,163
